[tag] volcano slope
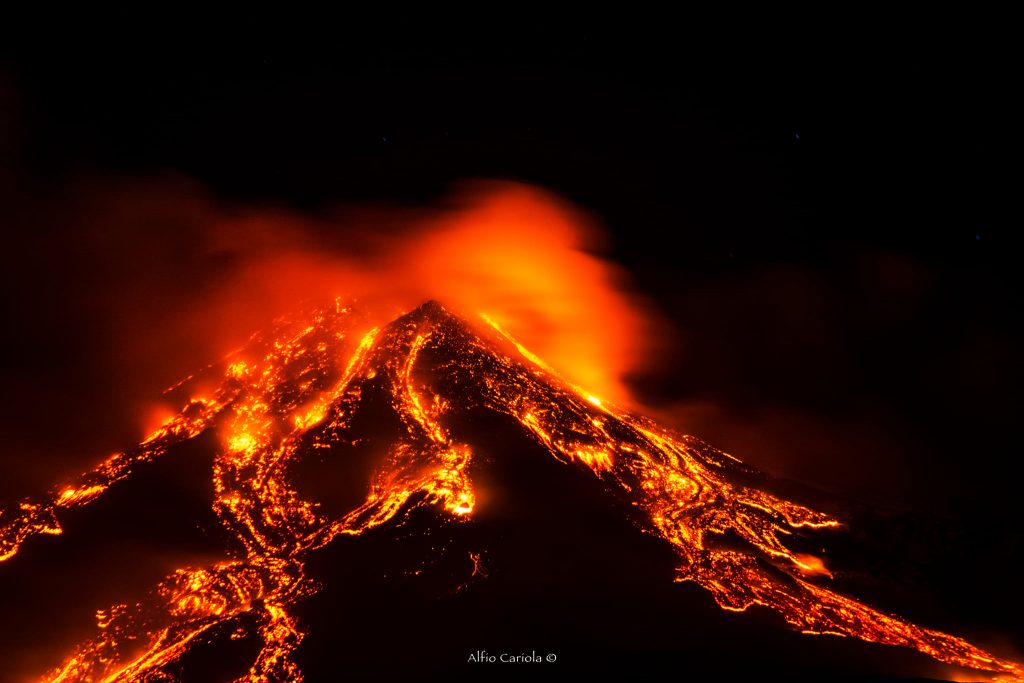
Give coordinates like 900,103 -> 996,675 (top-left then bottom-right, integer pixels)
0,300 -> 1019,682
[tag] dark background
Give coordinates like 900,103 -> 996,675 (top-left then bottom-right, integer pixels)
1,18 -> 1020,681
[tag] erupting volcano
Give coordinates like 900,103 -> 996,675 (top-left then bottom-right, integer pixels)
0,299 -> 1019,682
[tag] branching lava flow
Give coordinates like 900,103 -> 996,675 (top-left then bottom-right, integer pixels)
1,300 -> 1019,682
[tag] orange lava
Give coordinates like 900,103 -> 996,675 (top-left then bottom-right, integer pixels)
0,300 -> 1019,682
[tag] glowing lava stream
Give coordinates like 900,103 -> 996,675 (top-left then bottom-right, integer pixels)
0,299 -> 1020,682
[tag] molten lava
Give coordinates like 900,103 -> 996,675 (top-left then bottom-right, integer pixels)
1,300 -> 1020,682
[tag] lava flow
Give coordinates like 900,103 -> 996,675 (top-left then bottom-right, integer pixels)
1,300 -> 1020,682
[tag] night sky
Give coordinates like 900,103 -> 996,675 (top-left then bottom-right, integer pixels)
1,20 -> 1021,681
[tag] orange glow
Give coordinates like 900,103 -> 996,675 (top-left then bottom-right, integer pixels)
98,181 -> 660,438
56,485 -> 107,507
388,185 -> 654,405
793,553 -> 833,577
0,176 -> 1017,680
227,433 -> 255,453
573,445 -> 614,471
140,405 -> 178,441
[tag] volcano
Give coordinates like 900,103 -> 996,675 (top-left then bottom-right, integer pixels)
0,300 -> 1019,682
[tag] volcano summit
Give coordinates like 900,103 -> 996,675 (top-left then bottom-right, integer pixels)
0,300 -> 1019,682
